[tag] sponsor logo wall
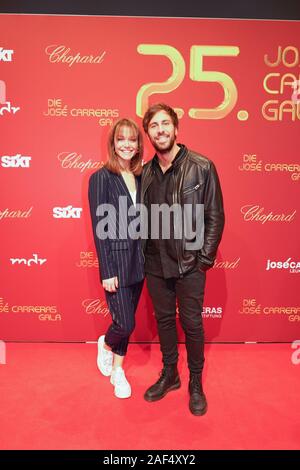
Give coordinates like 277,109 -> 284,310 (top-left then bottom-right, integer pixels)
0,15 -> 299,341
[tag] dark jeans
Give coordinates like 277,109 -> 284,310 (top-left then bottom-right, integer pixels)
146,269 -> 206,374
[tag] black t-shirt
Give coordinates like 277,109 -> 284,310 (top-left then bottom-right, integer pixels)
145,144 -> 186,279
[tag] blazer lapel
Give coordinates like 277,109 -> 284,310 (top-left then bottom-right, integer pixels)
136,176 -> 141,204
118,173 -> 139,206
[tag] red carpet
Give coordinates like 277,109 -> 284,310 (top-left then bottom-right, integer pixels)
0,343 -> 299,450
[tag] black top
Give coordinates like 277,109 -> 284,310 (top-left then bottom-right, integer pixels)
145,144 -> 187,279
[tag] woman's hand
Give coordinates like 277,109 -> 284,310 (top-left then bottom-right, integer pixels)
102,276 -> 119,292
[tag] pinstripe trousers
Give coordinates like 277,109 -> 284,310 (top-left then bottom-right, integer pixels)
104,280 -> 144,356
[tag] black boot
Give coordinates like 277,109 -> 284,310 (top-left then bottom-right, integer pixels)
144,365 -> 181,402
189,373 -> 207,416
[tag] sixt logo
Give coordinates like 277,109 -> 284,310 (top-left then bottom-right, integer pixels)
53,206 -> 82,218
0,47 -> 14,62
1,154 -> 31,168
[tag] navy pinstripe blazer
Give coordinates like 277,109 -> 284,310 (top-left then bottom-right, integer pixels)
88,167 -> 144,287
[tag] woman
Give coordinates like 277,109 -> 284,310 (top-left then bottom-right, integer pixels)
88,118 -> 144,399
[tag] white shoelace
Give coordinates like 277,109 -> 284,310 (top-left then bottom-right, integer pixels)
103,350 -> 112,366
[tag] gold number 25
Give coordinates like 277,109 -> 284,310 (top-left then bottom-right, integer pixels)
136,44 -> 239,119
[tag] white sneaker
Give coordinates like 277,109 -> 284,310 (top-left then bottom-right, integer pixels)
97,335 -> 113,376
110,367 -> 132,399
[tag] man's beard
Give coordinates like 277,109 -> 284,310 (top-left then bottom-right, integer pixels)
151,134 -> 176,154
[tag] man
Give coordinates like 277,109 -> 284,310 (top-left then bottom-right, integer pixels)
141,103 -> 225,416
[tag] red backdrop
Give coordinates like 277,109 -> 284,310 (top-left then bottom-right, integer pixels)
1,14 -> 299,342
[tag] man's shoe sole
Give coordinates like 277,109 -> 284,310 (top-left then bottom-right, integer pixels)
144,380 -> 181,402
189,401 -> 208,416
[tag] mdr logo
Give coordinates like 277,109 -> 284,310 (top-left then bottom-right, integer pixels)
0,340 -> 6,365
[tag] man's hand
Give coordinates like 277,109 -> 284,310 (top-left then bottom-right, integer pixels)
102,276 -> 119,292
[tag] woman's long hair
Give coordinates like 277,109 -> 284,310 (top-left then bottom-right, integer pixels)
105,118 -> 143,175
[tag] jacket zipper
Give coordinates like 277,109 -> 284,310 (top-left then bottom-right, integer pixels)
182,183 -> 200,195
141,168 -> 154,262
173,172 -> 183,277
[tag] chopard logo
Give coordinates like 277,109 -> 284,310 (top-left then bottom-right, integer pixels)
241,205 -> 296,224
0,207 -> 33,220
57,152 -> 103,173
82,299 -> 109,317
213,258 -> 240,269
45,45 -> 106,67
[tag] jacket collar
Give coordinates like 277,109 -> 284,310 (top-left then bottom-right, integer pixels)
151,143 -> 187,172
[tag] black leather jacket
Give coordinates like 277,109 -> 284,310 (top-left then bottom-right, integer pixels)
141,145 -> 225,275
